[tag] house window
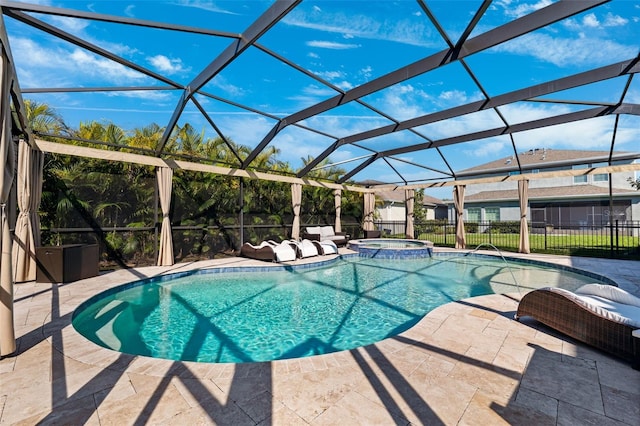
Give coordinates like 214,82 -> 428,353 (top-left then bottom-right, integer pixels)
467,208 -> 481,222
573,164 -> 588,184
592,162 -> 608,182
485,207 -> 500,222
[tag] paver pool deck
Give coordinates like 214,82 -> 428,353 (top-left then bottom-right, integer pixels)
1,248 -> 639,425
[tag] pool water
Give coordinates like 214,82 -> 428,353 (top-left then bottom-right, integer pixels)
73,255 -> 610,364
358,239 -> 426,248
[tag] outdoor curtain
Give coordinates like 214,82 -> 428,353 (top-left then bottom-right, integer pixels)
291,183 -> 302,240
334,188 -> 342,233
518,179 -> 530,254
0,48 -> 17,356
157,167 -> 174,266
453,185 -> 466,249
363,192 -> 375,231
12,139 -> 44,282
405,189 -> 414,239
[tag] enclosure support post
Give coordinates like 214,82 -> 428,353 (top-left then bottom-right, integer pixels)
239,177 -> 244,248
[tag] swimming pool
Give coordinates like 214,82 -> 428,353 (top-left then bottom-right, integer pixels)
72,254 -> 614,364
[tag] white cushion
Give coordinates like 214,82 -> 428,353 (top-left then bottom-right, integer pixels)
320,226 -> 335,238
576,295 -> 640,328
272,243 -> 296,262
551,286 -> 640,328
319,240 -> 338,254
576,284 -> 640,307
306,226 -> 321,235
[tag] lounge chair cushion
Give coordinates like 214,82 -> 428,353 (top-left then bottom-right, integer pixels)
320,226 -> 335,239
317,240 -> 338,255
551,285 -> 640,328
306,226 -> 321,236
267,241 -> 297,262
289,239 -> 319,258
576,284 -> 640,307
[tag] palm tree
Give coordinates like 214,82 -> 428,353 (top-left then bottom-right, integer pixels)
23,99 -> 69,135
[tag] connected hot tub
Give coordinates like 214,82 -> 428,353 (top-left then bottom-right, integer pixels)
347,238 -> 434,259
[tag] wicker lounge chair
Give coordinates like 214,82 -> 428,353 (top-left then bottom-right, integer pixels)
240,241 -> 296,262
240,241 -> 275,262
516,284 -> 640,369
315,239 -> 338,255
266,240 -> 297,262
288,239 -> 319,258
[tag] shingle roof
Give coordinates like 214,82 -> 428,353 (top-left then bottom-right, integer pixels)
465,185 -> 639,202
458,149 -> 638,175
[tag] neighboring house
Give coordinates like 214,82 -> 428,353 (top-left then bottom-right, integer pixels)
448,148 -> 640,227
375,188 -> 448,221
360,179 -> 448,230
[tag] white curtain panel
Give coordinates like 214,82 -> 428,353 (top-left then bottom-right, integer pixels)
363,192 -> 375,231
518,179 -> 530,254
405,189 -> 415,239
157,167 -> 174,266
334,188 -> 342,233
453,185 -> 466,249
0,49 -> 17,356
12,140 -> 35,282
291,183 -> 302,240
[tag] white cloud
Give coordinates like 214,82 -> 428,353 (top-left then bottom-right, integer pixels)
335,80 -> 354,91
303,85 -> 337,97
105,90 -> 173,103
360,66 -> 373,80
70,50 -> 148,82
147,54 -> 191,75
307,40 -> 360,50
49,15 -> 90,34
494,32 -> 637,67
582,13 -> 600,28
603,13 -> 628,27
439,90 -> 468,104
512,117 -> 620,150
173,0 -> 237,15
462,139 -> 509,158
209,75 -> 246,97
500,0 -> 552,18
124,5 -> 136,17
314,70 -> 346,80
378,84 -> 431,121
491,104 -> 635,150
12,37 -> 148,87
564,12 -> 628,30
284,8 -> 439,48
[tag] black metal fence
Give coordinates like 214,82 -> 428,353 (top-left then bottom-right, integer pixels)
38,218 -> 640,270
374,219 -> 640,260
40,221 -> 367,269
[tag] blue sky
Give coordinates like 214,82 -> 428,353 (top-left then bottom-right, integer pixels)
5,0 -> 640,198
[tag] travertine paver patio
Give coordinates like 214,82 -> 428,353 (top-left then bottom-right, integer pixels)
1,249 -> 639,425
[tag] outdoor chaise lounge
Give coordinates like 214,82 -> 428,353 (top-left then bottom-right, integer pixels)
516,284 -> 640,369
240,241 -> 296,262
267,240 -> 297,262
288,239 -> 319,258
315,239 -> 338,255
303,226 -> 349,246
